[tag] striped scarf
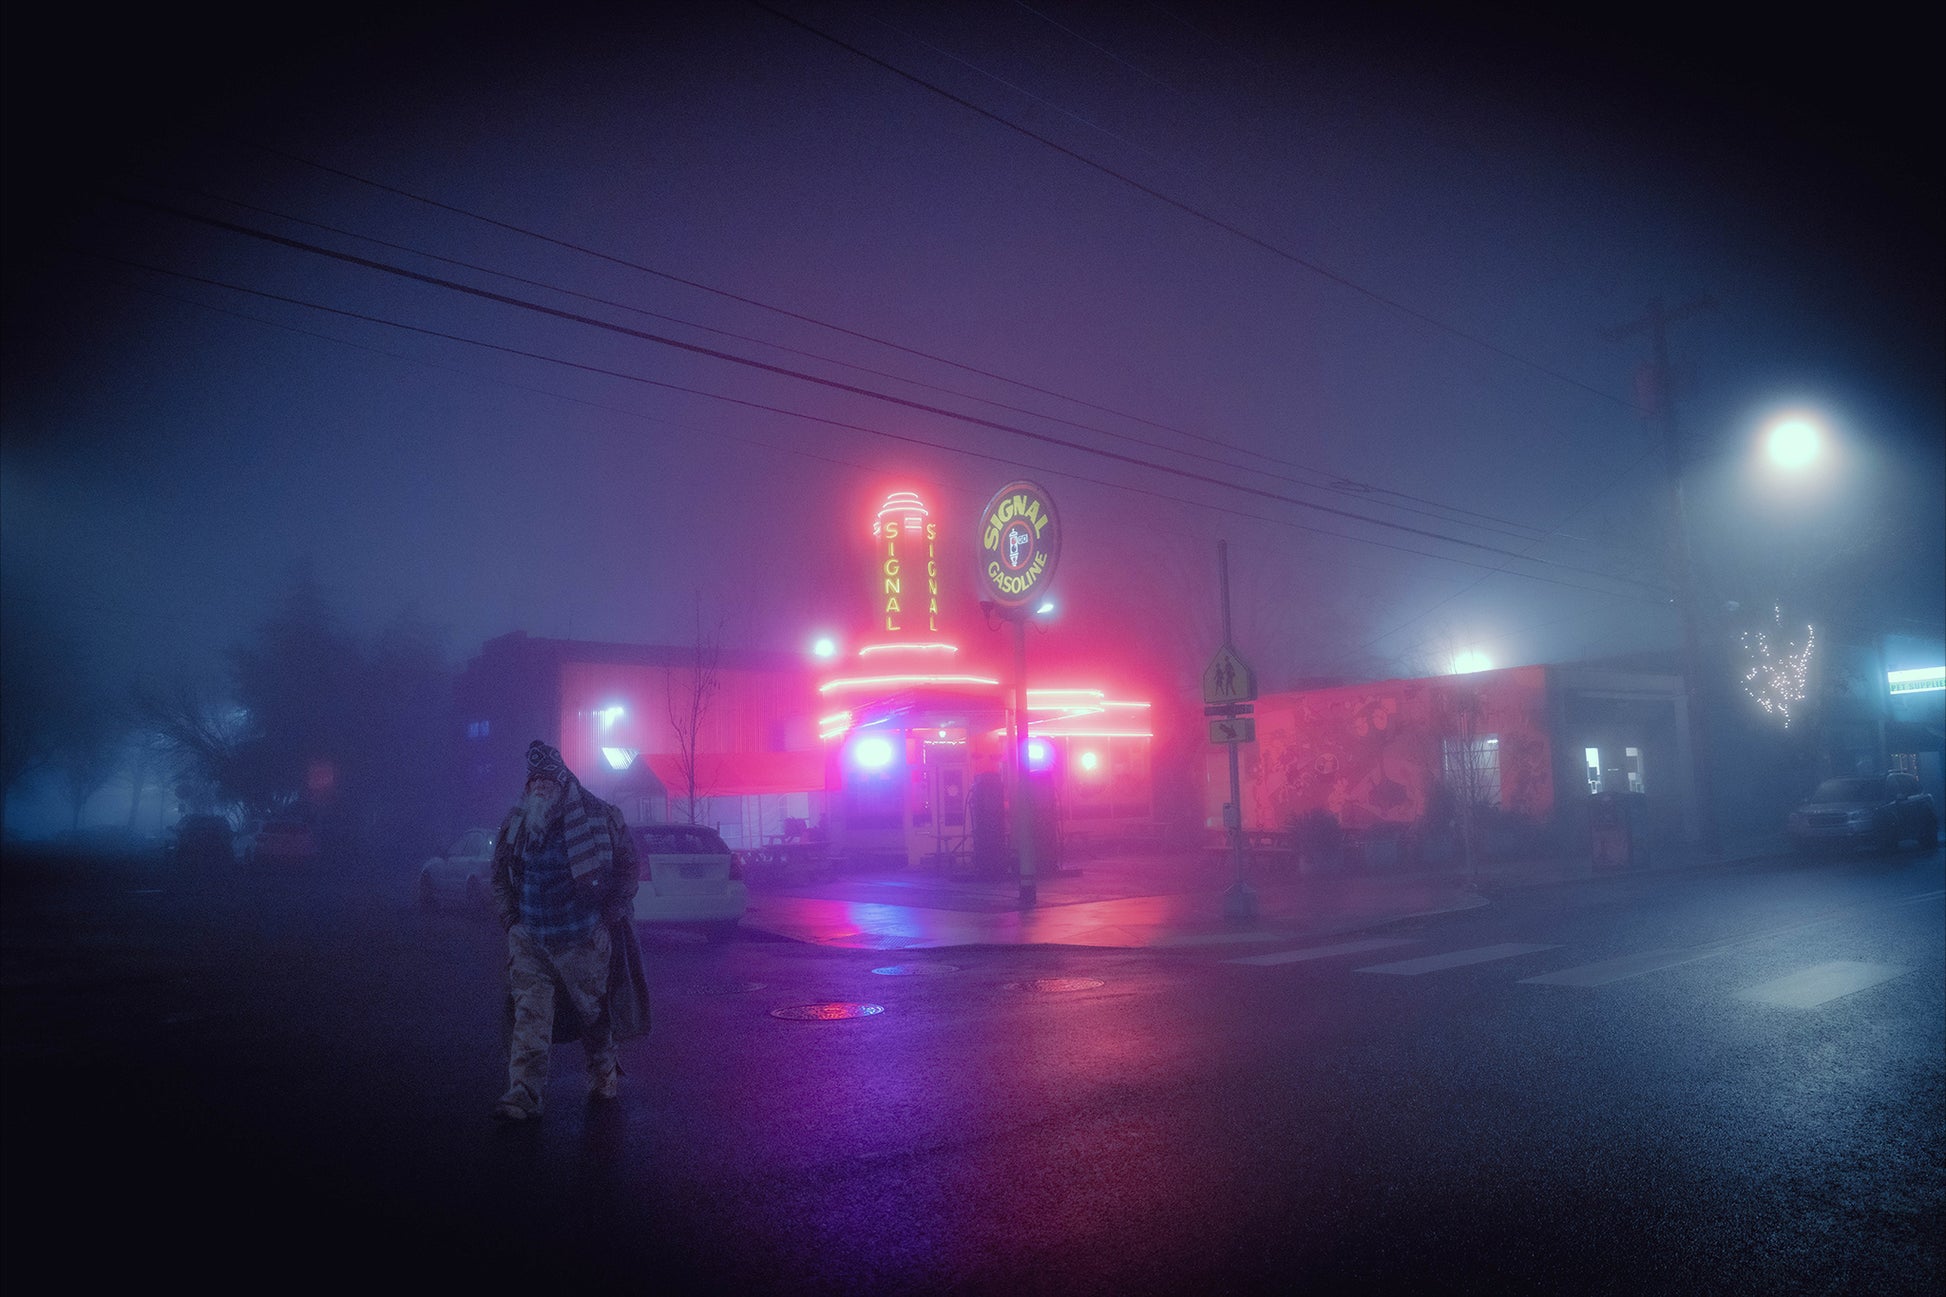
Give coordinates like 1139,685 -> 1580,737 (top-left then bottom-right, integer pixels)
560,780 -> 615,886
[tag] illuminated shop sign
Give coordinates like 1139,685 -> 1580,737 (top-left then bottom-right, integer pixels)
874,491 -> 940,634
977,479 -> 1060,609
1888,666 -> 1945,695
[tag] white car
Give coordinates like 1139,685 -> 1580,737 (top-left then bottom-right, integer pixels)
417,827 -> 497,913
631,823 -> 749,938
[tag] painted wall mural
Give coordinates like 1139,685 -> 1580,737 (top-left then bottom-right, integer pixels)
1214,666 -> 1555,832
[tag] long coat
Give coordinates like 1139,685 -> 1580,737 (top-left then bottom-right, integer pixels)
492,790 -> 650,1042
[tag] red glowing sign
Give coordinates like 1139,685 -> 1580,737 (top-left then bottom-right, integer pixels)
873,490 -> 940,634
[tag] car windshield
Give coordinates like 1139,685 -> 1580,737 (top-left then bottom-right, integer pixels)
636,827 -> 728,854
1808,778 -> 1883,804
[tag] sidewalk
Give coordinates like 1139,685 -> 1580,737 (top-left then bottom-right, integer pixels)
737,833 -> 1789,951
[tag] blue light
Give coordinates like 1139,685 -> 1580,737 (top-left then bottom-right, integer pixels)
852,735 -> 896,770
1025,738 -> 1053,771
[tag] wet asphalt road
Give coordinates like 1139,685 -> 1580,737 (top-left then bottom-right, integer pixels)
3,845 -> 1940,1293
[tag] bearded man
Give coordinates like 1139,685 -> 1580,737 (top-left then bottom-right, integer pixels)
489,739 -> 641,1122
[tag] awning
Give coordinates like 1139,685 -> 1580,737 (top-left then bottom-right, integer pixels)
642,751 -> 825,798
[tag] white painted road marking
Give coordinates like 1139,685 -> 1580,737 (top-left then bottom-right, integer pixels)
1520,948 -> 1720,987
1357,943 -> 1558,975
1226,937 -> 1418,966
1740,961 -> 1911,1009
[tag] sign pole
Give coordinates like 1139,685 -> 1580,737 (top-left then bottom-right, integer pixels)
1219,541 -> 1256,920
1013,614 -> 1035,907
975,479 -> 1061,910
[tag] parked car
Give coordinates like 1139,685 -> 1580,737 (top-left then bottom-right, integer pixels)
1786,772 -> 1938,852
630,823 -> 749,938
238,818 -> 320,866
417,828 -> 497,913
169,814 -> 235,871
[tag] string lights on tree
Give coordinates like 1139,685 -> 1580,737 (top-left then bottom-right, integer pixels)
1738,605 -> 1816,727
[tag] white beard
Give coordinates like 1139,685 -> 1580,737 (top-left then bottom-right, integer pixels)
518,791 -> 562,840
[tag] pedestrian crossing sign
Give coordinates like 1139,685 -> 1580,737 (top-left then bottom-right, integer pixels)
1202,644 -> 1257,704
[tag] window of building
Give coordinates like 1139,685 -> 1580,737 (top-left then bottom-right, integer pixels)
466,720 -> 491,739
1443,735 -> 1501,807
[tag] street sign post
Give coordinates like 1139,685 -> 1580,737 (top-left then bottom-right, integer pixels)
1201,643 -> 1257,706
1208,716 -> 1256,745
1210,544 -> 1257,920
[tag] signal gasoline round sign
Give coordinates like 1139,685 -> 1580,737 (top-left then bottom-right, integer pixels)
977,479 -> 1060,610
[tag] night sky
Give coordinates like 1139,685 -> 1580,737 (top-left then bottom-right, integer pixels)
4,1 -> 1939,705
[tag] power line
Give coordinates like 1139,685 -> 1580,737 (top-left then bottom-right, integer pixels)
750,0 -> 1641,414
229,141 -> 1598,544
98,249 -> 1667,606
151,178 -> 1571,545
1330,448 -> 1664,670
117,194 -> 1664,593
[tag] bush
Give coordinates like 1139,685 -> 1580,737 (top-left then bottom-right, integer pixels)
1290,808 -> 1344,869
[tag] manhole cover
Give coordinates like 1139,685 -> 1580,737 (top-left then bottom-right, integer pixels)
871,964 -> 961,976
1006,977 -> 1105,993
692,982 -> 768,995
770,1002 -> 886,1021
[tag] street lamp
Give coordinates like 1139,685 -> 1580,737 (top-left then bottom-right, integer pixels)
1765,416 -> 1822,472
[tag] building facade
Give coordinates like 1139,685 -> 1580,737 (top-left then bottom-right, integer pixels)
1207,661 -> 1700,860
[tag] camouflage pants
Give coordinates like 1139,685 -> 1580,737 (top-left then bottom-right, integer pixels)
501,922 -> 615,1115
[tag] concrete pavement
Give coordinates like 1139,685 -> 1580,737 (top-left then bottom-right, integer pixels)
736,832 -> 1792,950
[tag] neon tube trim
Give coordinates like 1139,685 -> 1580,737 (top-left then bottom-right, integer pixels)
819,674 -> 1000,694
858,643 -> 959,656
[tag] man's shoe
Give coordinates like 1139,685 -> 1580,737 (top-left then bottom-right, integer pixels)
491,1100 -> 535,1123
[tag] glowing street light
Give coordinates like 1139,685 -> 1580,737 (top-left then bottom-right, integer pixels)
810,635 -> 838,659
1452,649 -> 1492,674
1765,415 -> 1822,472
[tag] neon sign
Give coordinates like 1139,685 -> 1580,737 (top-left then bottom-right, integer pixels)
977,480 -> 1060,609
874,491 -> 940,634
1888,666 -> 1945,695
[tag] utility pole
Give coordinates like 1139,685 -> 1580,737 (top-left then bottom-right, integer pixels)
1607,295 -> 1720,853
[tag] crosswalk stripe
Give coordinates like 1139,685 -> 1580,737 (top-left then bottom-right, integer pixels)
1226,937 -> 1418,966
1740,961 -> 1911,1008
1357,943 -> 1557,975
1519,947 -> 1721,987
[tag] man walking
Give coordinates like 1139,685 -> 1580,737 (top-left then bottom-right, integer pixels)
490,739 -> 641,1122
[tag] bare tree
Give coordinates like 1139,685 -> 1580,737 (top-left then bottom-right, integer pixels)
1434,682 -> 1494,881
664,597 -> 725,826
132,678 -> 248,815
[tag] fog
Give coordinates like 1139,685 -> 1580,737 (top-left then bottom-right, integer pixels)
4,2 -> 1939,836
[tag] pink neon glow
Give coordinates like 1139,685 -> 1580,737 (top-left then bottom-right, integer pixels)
994,728 -> 1155,739
1025,699 -> 1151,714
819,674 -> 1000,694
874,492 -> 929,522
858,643 -> 959,656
